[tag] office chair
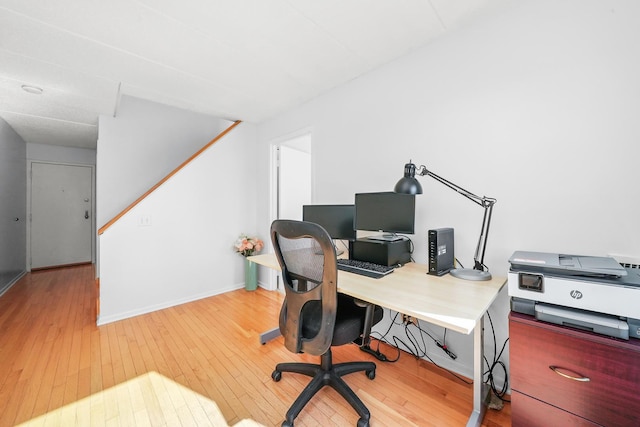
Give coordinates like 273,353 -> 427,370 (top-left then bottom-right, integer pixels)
270,219 -> 383,427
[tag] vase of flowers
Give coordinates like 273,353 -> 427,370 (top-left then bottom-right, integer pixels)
234,234 -> 264,291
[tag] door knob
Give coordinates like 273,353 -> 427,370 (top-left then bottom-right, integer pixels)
85,210 -> 89,219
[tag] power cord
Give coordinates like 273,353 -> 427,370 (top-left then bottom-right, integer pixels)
366,310 -> 402,362
393,234 -> 415,262
369,309 -> 473,385
483,311 -> 510,402
436,329 -> 457,360
368,308 -> 510,404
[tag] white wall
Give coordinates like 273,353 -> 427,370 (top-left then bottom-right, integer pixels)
97,95 -> 234,228
257,0 -> 640,385
97,96 -> 257,324
26,143 -> 96,165
0,118 -> 26,295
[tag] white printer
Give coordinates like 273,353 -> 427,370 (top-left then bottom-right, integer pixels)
508,251 -> 640,340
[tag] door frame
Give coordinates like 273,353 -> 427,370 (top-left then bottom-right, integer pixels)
27,160 -> 96,271
267,128 -> 313,291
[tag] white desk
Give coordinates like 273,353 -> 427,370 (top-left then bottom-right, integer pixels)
248,253 -> 506,427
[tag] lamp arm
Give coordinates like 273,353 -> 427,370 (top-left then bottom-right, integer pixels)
416,164 -> 496,272
473,202 -> 494,271
416,165 -> 495,208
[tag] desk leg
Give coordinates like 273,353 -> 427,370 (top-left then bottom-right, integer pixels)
354,302 -> 387,361
259,327 -> 281,345
361,303 -> 374,348
467,316 -> 489,427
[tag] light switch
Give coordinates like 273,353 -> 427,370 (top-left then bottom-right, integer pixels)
139,215 -> 152,226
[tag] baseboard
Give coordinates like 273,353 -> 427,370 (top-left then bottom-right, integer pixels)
97,283 -> 245,326
0,270 -> 26,297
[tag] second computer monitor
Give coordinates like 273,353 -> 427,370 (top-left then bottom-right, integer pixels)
302,204 -> 356,241
355,192 -> 415,237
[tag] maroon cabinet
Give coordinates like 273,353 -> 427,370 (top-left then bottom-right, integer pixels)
509,312 -> 640,426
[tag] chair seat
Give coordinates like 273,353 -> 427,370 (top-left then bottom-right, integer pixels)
300,294 -> 383,346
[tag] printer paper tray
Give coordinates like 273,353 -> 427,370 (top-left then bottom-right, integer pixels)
535,303 -> 629,340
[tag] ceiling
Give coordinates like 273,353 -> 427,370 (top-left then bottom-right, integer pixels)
0,0 -> 500,150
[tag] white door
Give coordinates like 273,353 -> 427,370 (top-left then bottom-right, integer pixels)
31,163 -> 93,269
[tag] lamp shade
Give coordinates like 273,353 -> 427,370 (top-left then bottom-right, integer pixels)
394,162 -> 423,194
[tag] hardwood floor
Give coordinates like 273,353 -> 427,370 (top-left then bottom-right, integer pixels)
0,265 -> 511,426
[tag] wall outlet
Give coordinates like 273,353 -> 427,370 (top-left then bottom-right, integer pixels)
402,314 -> 417,326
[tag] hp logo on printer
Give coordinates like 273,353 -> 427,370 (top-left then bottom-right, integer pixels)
570,290 -> 583,300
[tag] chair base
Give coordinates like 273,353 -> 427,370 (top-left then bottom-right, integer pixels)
272,349 -> 376,427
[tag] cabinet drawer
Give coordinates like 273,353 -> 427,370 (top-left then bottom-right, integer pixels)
512,391 -> 599,427
510,313 -> 640,426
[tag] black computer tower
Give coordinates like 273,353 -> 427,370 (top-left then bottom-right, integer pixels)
352,238 -> 411,266
428,228 -> 454,276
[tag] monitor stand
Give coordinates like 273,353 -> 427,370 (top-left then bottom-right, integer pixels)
366,233 -> 403,242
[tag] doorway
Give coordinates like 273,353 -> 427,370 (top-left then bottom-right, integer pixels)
269,132 -> 312,289
277,143 -> 312,220
30,162 -> 94,270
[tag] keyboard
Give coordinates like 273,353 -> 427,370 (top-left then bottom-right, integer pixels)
336,259 -> 394,279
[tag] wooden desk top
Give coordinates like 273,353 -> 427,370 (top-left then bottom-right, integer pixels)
248,253 -> 506,335
247,253 -> 282,271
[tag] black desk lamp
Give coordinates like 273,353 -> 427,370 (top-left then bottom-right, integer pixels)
394,161 -> 497,281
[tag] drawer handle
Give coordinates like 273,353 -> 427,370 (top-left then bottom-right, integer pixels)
549,366 -> 590,382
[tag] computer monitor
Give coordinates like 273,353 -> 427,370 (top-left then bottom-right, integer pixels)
355,192 -> 415,240
302,204 -> 356,241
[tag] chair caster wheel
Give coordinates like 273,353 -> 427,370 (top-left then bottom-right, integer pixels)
366,369 -> 375,380
272,370 -> 282,382
357,417 -> 369,427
